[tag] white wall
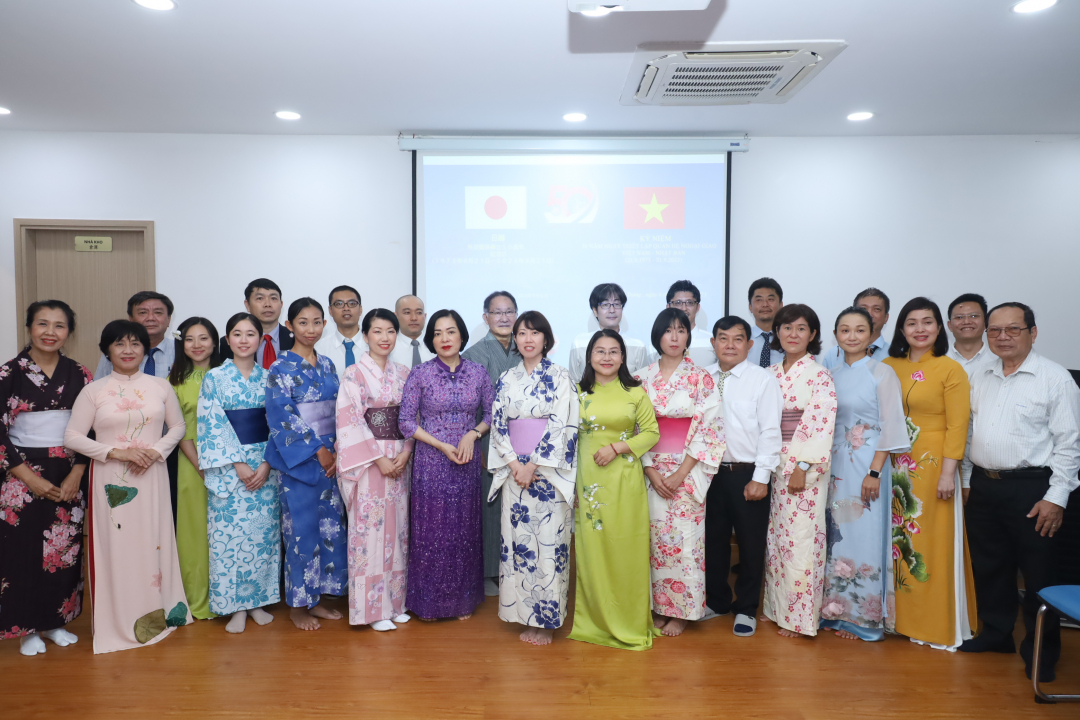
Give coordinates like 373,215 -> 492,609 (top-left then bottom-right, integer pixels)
2,131 -> 1078,368
730,135 -> 1080,368
0,132 -> 412,360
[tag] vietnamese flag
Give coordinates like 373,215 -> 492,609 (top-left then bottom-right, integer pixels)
623,187 -> 685,229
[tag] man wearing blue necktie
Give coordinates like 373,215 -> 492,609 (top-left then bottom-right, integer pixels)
747,278 -> 784,369
94,291 -> 175,378
315,285 -> 365,381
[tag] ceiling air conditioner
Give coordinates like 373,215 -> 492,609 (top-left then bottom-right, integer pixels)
620,41 -> 847,106
569,1 -> 711,12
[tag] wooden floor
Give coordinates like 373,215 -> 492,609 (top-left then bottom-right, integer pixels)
3,586 -> 1078,719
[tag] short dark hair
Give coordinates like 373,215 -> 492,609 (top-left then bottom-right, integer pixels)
26,300 -> 76,334
286,297 -> 324,323
947,293 -> 988,321
328,285 -> 362,306
853,288 -> 890,315
483,291 -> 517,313
169,317 -> 222,386
362,308 -> 400,335
748,277 -> 783,304
771,304 -> 822,356
988,302 -> 1036,330
99,319 -> 150,357
589,283 -> 627,310
126,291 -> 173,318
511,311 -> 555,357
833,306 -> 875,334
889,297 -> 949,359
578,329 -> 642,395
712,315 -> 752,340
225,312 -> 262,338
650,308 -> 692,356
245,279 -> 282,303
424,309 -> 469,354
666,280 -> 700,304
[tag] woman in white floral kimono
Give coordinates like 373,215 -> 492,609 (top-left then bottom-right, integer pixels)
634,308 -> 723,637
762,304 -> 837,638
336,308 -> 413,632
488,311 -> 577,646
197,313 -> 282,634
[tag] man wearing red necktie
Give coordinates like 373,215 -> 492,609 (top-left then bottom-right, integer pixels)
219,278 -> 294,365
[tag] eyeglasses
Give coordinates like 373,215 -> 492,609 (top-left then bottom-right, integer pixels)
598,302 -> 623,311
987,326 -> 1029,338
331,300 -> 360,309
669,300 -> 698,309
950,313 -> 982,322
591,349 -> 623,358
486,310 -> 517,319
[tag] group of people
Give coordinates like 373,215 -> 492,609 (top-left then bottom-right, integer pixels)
1,276 -> 1077,685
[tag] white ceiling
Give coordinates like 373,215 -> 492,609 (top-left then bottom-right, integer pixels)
0,0 -> 1077,137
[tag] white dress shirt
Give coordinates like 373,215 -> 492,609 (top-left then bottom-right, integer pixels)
822,334 -> 891,363
704,358 -> 784,485
749,325 -> 785,368
568,331 -> 655,384
685,326 -> 717,369
315,326 -> 367,380
389,335 -> 434,369
962,351 -> 1080,508
95,336 -> 175,379
947,344 -> 997,380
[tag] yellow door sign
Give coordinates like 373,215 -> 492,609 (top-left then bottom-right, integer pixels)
74,236 -> 113,252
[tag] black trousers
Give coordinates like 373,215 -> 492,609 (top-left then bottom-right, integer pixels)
966,469 -> 1060,669
704,466 -> 771,617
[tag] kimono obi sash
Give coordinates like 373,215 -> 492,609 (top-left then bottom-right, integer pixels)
509,418 -> 548,456
8,409 -> 71,448
780,408 -> 803,443
224,408 -> 270,446
364,405 -> 404,441
653,416 -> 692,454
296,399 -> 335,438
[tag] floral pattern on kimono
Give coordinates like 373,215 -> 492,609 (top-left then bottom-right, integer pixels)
762,357 -> 837,636
197,361 -> 282,615
336,353 -> 414,625
634,358 -> 725,620
488,358 -> 578,628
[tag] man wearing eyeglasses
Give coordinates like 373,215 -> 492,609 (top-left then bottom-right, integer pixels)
315,285 -> 365,381
959,302 -> 1080,684
568,282 -> 655,383
946,293 -> 996,379
462,291 -> 520,597
666,280 -> 717,368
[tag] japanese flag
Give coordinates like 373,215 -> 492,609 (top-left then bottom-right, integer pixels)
465,186 -> 527,230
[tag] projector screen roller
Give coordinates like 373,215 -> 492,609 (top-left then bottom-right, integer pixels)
417,153 -> 727,370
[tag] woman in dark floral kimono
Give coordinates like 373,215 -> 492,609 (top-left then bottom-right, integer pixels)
0,300 -> 93,656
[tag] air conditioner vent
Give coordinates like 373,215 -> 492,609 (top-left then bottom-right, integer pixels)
621,41 -> 847,106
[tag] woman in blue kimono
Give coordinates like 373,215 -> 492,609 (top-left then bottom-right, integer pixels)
265,298 -> 348,631
820,307 -> 909,641
197,312 -> 282,634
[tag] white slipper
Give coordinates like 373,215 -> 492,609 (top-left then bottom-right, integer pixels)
392,613 -> 411,624
371,620 -> 397,632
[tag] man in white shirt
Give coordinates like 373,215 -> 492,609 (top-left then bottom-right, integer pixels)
822,288 -> 892,362
389,294 -> 434,369
746,278 -> 785,369
94,291 -> 176,378
700,316 -> 783,637
958,302 -> 1080,683
665,280 -> 716,368
946,293 -> 996,379
314,285 -> 364,380
568,283 -> 654,383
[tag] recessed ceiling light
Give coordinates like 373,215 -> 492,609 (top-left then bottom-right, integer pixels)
563,112 -> 587,122
847,111 -> 873,121
275,111 -> 301,121
580,6 -> 622,16
1012,0 -> 1057,12
133,0 -> 177,10
0,107 -> 11,115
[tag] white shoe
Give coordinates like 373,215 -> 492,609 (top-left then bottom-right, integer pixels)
371,620 -> 397,632
392,613 -> 411,624
41,628 -> 78,646
484,578 -> 500,597
733,614 -> 757,637
697,607 -> 729,621
20,633 -> 46,656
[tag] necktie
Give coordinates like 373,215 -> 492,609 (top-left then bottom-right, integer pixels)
262,334 -> 276,370
411,339 -> 422,368
758,332 -> 772,368
144,347 -> 159,376
717,370 -> 732,398
344,340 -> 356,368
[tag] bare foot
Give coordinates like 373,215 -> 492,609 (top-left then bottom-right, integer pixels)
519,627 -> 538,644
457,614 -> 472,621
661,618 -> 688,637
654,615 -> 669,629
249,608 -> 274,626
531,629 -> 554,646
291,607 -> 321,631
836,629 -> 859,640
758,615 -> 771,623
777,628 -> 805,638
309,605 -> 342,621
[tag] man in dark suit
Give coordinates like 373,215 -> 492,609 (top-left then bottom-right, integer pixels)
220,278 -> 294,367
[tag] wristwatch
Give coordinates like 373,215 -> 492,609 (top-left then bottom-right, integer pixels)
797,461 -> 811,471
473,429 -> 483,440
868,469 -> 881,479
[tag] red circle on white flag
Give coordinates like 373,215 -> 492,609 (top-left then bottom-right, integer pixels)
484,196 -> 507,220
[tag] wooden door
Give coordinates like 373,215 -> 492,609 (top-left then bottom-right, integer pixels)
14,220 -> 155,372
